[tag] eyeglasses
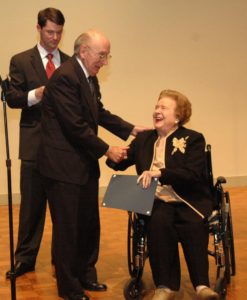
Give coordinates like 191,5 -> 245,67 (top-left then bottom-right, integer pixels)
86,46 -> 112,61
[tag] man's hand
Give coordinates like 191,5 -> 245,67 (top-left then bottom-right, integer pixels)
105,146 -> 129,163
137,170 -> 161,188
35,86 -> 45,100
131,125 -> 152,137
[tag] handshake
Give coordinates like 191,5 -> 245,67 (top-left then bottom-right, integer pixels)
105,145 -> 129,163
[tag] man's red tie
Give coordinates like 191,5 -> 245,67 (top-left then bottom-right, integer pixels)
46,53 -> 56,79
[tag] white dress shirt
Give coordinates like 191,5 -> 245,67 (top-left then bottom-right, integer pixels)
28,44 -> 60,107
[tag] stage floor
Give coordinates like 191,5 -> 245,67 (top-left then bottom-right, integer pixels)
0,186 -> 246,299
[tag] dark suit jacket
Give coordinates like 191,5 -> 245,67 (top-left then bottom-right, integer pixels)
38,55 -> 134,185
6,46 -> 69,160
107,127 -> 213,217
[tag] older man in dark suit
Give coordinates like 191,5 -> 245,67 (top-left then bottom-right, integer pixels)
5,7 -> 69,278
38,30 -> 145,300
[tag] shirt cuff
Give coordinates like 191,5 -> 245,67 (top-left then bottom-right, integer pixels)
28,89 -> 41,107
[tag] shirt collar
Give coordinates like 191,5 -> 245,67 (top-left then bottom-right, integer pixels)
37,43 -> 59,60
76,56 -> 90,79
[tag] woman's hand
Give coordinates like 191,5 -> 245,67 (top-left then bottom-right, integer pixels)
137,170 -> 161,189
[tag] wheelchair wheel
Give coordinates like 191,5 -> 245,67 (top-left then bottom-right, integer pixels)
225,191 -> 236,276
215,277 -> 227,300
220,190 -> 236,284
127,212 -> 147,280
214,236 -> 229,286
222,228 -> 231,284
215,191 -> 230,284
123,278 -> 144,300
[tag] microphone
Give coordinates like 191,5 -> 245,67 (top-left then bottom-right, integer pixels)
0,76 -> 10,92
0,76 -> 10,101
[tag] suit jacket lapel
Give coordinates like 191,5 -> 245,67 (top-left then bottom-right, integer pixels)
30,46 -> 48,84
30,47 -> 69,85
145,131 -> 158,170
81,76 -> 98,123
72,56 -> 98,123
59,50 -> 70,63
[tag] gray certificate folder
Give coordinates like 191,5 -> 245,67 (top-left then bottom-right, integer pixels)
102,174 -> 158,215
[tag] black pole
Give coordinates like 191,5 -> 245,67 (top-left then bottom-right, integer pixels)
0,76 -> 16,300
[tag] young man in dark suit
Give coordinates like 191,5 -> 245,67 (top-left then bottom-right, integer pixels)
5,7 -> 69,279
38,30 -> 146,300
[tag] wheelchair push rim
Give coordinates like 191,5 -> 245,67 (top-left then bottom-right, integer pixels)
124,278 -> 144,300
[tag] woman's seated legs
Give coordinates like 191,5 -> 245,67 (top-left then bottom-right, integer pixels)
175,204 -> 210,288
147,199 -> 210,292
147,200 -> 181,291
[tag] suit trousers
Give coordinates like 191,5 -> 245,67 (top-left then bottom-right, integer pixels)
15,160 -> 47,266
43,175 -> 100,297
147,199 -> 209,291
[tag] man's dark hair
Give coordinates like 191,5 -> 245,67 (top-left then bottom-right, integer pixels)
38,7 -> 65,28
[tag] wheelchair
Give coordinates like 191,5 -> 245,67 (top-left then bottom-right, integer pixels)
123,145 -> 236,300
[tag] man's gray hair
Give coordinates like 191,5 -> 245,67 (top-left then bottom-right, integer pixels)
74,32 -> 91,55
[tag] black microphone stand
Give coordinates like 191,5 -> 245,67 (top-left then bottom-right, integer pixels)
0,76 -> 16,300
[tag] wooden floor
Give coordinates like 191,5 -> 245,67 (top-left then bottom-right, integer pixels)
0,186 -> 246,300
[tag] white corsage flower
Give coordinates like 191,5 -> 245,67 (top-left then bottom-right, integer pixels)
172,136 -> 189,155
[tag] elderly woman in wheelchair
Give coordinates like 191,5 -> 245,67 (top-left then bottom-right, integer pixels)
107,89 -> 219,300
